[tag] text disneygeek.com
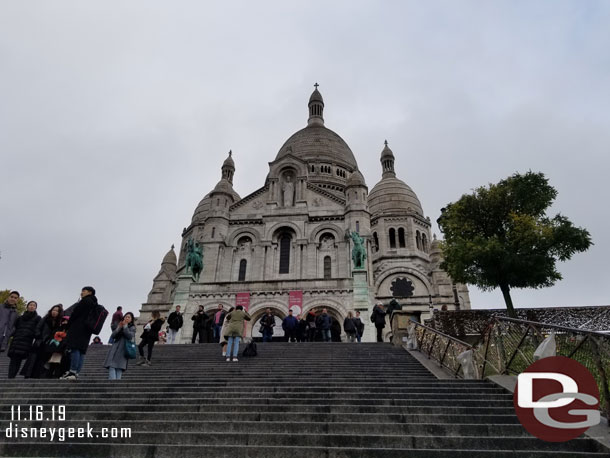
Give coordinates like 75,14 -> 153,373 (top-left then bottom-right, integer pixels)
4,405 -> 132,442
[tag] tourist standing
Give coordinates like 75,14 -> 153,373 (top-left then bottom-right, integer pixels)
224,305 -> 251,362
191,305 -> 209,343
108,306 -> 123,343
219,307 -> 235,357
306,310 -> 317,342
260,308 -> 276,343
343,312 -> 357,342
296,314 -> 309,342
0,291 -> 19,352
29,304 -> 63,378
167,305 -> 184,344
7,301 -> 41,378
104,312 -> 136,380
137,310 -> 165,366
61,286 -> 98,380
212,304 -> 226,342
316,308 -> 332,342
353,311 -> 365,343
371,302 -> 387,342
282,309 -> 298,342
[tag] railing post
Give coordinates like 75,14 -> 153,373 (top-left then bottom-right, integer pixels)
589,336 -> 610,421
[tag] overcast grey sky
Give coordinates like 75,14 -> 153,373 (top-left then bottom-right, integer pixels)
1,1 -> 608,333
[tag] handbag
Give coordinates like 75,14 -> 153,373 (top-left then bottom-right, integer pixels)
124,338 -> 137,359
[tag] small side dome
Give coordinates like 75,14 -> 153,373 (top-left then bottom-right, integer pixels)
346,169 -> 366,188
369,177 -> 424,217
162,245 -> 177,265
192,194 -> 211,223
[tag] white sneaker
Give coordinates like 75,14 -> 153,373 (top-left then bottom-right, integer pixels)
226,357 -> 231,362
233,358 -> 238,362
222,352 -> 226,357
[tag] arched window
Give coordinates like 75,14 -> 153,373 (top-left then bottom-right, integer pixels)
373,232 -> 379,252
416,231 -> 421,250
398,228 -> 406,248
389,228 -> 396,249
238,259 -> 247,281
324,256 -> 331,279
422,234 -> 428,253
279,234 -> 291,274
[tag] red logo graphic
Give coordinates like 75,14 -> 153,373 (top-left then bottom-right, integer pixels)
514,356 -> 600,442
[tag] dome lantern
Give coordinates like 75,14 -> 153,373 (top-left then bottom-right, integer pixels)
307,83 -> 325,127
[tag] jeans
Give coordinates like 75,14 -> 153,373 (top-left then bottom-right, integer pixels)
168,328 -> 178,344
356,332 -> 362,343
321,329 -> 331,342
70,349 -> 85,374
226,336 -> 241,358
108,367 -> 124,380
213,324 -> 223,342
262,328 -> 273,342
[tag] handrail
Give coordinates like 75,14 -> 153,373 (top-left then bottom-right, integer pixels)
408,314 -> 610,420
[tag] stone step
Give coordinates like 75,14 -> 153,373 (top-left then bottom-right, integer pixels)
1,443 -> 607,458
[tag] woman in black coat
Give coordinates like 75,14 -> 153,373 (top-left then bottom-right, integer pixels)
137,310 -> 165,366
8,301 -> 41,379
26,304 -> 64,378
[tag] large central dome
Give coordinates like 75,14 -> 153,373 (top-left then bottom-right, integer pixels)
277,125 -> 358,170
275,86 -> 358,170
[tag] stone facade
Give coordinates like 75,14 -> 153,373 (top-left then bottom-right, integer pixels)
140,87 -> 471,342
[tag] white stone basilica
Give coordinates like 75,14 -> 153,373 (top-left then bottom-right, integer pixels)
140,87 -> 470,342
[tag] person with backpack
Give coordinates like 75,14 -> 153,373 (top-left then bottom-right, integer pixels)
371,302 -> 387,342
7,301 -> 41,378
260,308 -> 276,343
137,310 -> 165,366
282,309 -> 299,343
167,305 -> 183,344
343,311 -> 357,343
223,305 -> 251,362
104,312 -> 136,380
60,286 -> 99,380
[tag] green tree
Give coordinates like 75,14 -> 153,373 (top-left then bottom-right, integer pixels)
0,289 -> 27,314
437,171 -> 592,317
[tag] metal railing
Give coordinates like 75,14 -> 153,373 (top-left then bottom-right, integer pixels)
410,316 -> 610,419
413,321 -> 476,379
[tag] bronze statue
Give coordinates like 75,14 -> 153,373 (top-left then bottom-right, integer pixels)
185,238 -> 204,282
350,231 -> 366,269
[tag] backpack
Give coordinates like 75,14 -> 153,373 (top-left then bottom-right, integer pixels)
85,303 -> 109,335
242,341 -> 257,357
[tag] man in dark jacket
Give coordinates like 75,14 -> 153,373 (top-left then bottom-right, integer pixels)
353,311 -> 365,343
0,291 -> 19,352
60,286 -> 98,380
191,305 -> 209,344
7,301 -> 41,378
167,305 -> 183,344
260,308 -> 276,343
316,308 -> 332,342
282,309 -> 299,342
371,302 -> 386,342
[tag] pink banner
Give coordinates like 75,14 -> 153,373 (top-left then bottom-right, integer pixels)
236,292 -> 250,311
289,291 -> 303,315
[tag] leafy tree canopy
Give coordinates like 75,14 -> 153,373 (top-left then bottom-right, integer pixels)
0,289 -> 27,314
437,171 -> 592,316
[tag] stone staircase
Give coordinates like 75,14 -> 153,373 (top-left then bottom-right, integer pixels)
0,342 -> 607,457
